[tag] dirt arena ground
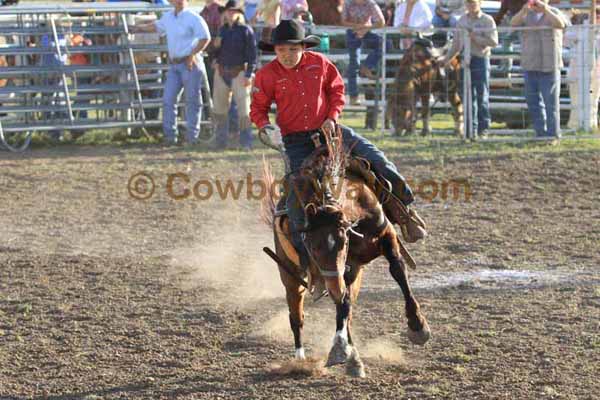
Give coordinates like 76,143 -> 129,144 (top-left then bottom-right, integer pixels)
1,140 -> 599,399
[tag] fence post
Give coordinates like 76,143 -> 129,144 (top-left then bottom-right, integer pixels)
575,24 -> 591,132
380,26 -> 387,138
462,27 -> 472,140
49,15 -> 74,123
583,23 -> 593,132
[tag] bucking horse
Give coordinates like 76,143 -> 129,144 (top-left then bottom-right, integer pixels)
387,38 -> 464,137
261,130 -> 431,377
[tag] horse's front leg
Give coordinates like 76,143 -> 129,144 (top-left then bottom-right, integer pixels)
420,94 -> 431,136
276,247 -> 307,360
449,78 -> 464,138
285,286 -> 306,360
324,275 -> 353,367
380,229 -> 431,345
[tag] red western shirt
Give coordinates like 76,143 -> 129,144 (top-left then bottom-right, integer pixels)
250,51 -> 345,136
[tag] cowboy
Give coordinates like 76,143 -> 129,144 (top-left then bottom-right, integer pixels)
132,0 -> 211,145
250,20 -> 427,272
212,0 -> 257,150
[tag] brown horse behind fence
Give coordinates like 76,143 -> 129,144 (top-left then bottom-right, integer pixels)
387,40 -> 464,137
262,132 -> 430,377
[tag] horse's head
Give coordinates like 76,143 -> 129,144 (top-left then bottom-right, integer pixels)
291,132 -> 350,274
302,202 -> 352,273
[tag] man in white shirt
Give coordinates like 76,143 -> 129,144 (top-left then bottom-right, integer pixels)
133,0 -> 211,145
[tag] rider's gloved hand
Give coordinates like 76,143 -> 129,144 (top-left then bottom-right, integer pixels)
259,124 -> 283,147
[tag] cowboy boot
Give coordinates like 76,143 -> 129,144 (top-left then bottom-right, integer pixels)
382,177 -> 428,243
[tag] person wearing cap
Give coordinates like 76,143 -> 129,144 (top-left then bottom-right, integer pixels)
250,19 -> 427,273
132,0 -> 211,145
212,0 -> 258,150
440,0 -> 498,138
511,0 -> 568,139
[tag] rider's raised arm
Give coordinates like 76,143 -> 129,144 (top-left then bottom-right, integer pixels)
250,68 -> 275,128
324,61 -> 345,123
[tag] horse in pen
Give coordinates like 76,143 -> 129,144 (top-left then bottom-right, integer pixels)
261,130 -> 431,377
387,38 -> 463,137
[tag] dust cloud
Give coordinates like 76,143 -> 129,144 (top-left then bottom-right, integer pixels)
168,221 -> 285,307
361,337 -> 405,364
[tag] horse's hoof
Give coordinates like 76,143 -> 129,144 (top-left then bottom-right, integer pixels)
346,348 -> 366,378
407,319 -> 431,346
326,337 -> 352,367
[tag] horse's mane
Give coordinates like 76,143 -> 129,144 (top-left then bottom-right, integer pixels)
298,129 -> 346,208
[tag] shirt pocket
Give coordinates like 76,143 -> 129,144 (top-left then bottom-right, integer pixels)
274,80 -> 289,101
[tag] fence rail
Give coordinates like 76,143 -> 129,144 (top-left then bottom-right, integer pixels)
1,3 -> 599,152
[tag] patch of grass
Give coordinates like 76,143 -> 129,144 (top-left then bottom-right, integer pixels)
16,303 -> 32,316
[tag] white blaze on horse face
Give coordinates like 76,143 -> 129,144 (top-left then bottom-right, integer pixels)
295,347 -> 306,360
327,233 -> 336,251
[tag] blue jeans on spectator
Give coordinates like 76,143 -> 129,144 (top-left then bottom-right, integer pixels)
284,125 -> 413,256
432,14 -> 459,28
524,70 -> 561,138
162,61 -> 204,144
470,56 -> 491,134
346,30 -> 382,98
245,3 -> 258,22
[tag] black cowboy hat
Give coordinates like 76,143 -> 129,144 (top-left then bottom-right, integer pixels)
218,0 -> 244,14
258,19 -> 320,52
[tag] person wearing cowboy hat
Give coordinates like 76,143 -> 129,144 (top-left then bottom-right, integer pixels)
211,0 -> 257,150
132,0 -> 211,145
250,19 -> 427,273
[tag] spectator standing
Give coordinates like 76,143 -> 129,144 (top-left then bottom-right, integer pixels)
202,0 -> 240,143
341,0 -> 386,105
441,0 -> 497,137
511,0 -> 568,138
212,0 -> 257,150
132,0 -> 211,145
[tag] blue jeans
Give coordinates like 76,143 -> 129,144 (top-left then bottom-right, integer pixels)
432,14 -> 459,28
524,70 -> 561,138
284,126 -> 413,252
162,61 -> 204,143
470,56 -> 491,134
346,30 -> 382,97
244,3 -> 258,22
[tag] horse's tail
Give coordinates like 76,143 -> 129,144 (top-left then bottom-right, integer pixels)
260,156 -> 277,227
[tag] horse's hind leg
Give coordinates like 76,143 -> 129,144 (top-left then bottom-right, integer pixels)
380,229 -> 431,346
